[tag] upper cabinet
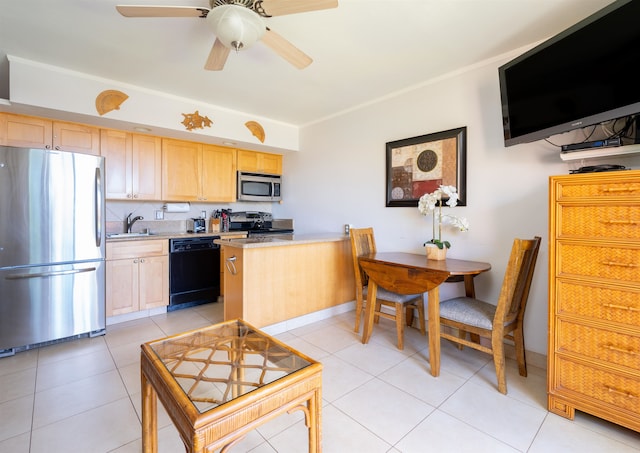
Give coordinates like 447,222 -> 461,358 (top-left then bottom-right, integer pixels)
2,113 -> 281,203
101,129 -> 162,200
0,113 -> 99,155
202,144 -> 237,203
162,139 -> 237,202
53,121 -> 100,155
237,150 -> 282,175
0,113 -> 52,148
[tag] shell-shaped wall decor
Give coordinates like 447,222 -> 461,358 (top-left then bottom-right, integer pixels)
245,120 -> 265,143
181,111 -> 213,131
95,90 -> 129,116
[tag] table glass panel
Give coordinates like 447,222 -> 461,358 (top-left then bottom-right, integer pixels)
147,320 -> 312,413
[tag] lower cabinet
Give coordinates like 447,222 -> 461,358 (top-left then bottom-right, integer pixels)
217,234 -> 247,297
106,240 -> 169,316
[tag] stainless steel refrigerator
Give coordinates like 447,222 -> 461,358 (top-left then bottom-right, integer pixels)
0,146 -> 106,355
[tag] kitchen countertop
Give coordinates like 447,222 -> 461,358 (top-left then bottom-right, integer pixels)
106,231 -> 248,242
214,233 -> 349,249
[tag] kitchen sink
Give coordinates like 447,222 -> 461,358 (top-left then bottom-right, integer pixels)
107,232 -> 155,238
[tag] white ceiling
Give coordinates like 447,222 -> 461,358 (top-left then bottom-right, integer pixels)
0,0 -> 615,127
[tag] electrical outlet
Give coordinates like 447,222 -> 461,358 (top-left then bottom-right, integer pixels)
155,210 -> 164,220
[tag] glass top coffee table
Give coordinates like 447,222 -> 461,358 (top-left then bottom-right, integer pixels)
141,319 -> 322,453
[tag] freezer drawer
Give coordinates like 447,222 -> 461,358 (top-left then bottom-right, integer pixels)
0,260 -> 105,351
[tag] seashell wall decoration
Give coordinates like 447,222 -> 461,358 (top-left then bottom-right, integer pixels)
181,111 -> 213,131
245,120 -> 265,142
95,90 -> 129,115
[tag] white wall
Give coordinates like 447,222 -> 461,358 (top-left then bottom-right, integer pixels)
273,53 -> 640,356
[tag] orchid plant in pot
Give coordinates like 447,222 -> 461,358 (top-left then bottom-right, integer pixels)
418,185 -> 469,259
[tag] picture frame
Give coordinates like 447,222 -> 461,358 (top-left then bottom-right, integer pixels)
385,126 -> 467,207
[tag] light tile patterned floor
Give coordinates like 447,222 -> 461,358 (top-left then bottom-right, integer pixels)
1,302 -> 639,452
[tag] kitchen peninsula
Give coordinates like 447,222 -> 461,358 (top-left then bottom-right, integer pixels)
216,234 -> 355,329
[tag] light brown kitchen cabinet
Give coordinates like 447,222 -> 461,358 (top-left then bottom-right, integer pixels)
548,170 -> 640,433
0,113 -> 99,154
162,139 -> 237,202
217,234 -> 247,297
52,121 -> 100,155
220,239 -> 355,327
0,113 -> 53,148
101,129 -> 162,200
106,240 -> 169,316
237,149 -> 282,175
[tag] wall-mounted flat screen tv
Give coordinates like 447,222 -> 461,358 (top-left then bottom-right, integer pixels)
499,0 -> 640,147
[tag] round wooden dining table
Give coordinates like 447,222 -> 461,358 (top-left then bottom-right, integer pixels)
358,252 -> 491,377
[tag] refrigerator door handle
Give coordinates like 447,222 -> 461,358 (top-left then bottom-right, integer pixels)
5,267 -> 97,280
95,167 -> 103,247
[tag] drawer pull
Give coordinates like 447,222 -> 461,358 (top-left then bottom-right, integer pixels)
603,343 -> 639,356
601,187 -> 638,194
601,219 -> 640,226
602,303 -> 640,313
605,385 -> 638,399
601,261 -> 638,268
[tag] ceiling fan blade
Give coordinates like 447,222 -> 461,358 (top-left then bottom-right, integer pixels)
205,39 -> 231,71
116,5 -> 209,18
256,0 -> 338,17
261,28 -> 312,69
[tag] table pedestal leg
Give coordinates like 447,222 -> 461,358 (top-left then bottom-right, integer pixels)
427,285 -> 441,377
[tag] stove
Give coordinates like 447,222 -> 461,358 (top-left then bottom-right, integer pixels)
228,211 -> 294,237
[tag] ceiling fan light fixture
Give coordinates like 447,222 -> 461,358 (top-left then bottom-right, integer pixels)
207,4 -> 265,51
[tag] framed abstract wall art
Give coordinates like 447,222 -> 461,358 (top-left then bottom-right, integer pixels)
385,126 -> 467,207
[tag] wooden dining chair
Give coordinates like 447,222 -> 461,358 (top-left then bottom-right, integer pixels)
349,227 -> 426,350
438,236 -> 541,394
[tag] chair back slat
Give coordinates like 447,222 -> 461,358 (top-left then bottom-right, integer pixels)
494,237 -> 541,325
350,227 -> 377,287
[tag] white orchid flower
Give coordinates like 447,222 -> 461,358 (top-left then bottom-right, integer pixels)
417,185 -> 468,248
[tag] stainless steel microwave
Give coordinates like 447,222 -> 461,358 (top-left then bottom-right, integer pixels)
237,172 -> 282,202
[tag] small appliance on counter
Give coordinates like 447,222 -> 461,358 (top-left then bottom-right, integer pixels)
187,218 -> 206,233
228,211 -> 294,237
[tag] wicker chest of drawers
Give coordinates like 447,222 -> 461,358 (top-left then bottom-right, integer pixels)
548,170 -> 640,432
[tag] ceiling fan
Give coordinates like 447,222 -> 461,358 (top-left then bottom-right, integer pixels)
116,0 -> 337,71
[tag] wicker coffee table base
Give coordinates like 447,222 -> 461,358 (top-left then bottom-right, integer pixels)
140,320 -> 322,453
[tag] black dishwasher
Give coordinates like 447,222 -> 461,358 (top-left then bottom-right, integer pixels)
168,236 -> 220,311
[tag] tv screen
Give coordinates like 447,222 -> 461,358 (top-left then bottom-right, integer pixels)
499,0 -> 640,147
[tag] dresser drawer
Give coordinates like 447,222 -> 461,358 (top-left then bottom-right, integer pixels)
557,281 -> 640,327
558,242 -> 640,283
555,356 -> 640,415
555,178 -> 640,200
557,319 -> 640,371
558,205 -> 640,240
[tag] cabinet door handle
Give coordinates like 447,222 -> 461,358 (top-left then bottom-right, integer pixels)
225,256 -> 237,275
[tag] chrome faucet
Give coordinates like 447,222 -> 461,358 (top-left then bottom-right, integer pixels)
126,213 -> 144,233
